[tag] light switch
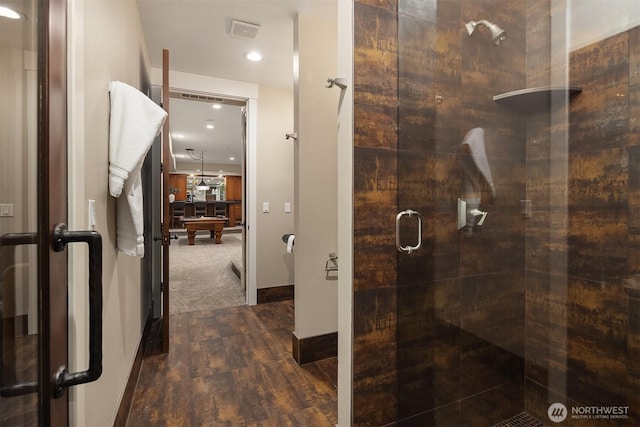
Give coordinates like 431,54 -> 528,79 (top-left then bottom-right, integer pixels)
0,204 -> 14,217
284,202 -> 292,213
262,202 -> 270,213
88,199 -> 96,229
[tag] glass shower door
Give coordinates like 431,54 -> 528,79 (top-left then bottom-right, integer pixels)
396,0 -> 640,425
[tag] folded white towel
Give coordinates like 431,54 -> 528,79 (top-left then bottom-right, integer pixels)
108,81 -> 167,257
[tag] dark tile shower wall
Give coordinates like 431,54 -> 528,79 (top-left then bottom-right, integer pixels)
352,0 -> 399,425
524,15 -> 640,426
352,0 -> 529,424
353,1 -> 640,426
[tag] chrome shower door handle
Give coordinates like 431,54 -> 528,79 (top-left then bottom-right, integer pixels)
395,210 -> 422,254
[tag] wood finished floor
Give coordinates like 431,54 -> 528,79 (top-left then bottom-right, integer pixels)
126,300 -> 338,426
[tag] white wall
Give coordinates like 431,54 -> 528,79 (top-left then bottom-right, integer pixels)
569,0 -> 640,50
336,0 -> 354,423
67,0 -> 150,425
293,10 -> 339,340
256,86 -> 295,288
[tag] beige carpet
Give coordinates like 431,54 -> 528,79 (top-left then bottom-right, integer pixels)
169,232 -> 245,314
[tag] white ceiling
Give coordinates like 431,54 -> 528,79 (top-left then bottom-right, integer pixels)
137,0 -> 334,174
137,0 -> 306,90
169,96 -> 244,175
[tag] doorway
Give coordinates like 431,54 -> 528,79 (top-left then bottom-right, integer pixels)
167,92 -> 248,314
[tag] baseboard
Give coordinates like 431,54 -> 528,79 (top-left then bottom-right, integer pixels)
292,331 -> 338,365
257,284 -> 294,304
230,260 -> 242,279
113,312 -> 154,427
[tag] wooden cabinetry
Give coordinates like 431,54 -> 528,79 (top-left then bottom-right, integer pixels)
224,176 -> 242,201
169,174 -> 188,200
228,203 -> 242,227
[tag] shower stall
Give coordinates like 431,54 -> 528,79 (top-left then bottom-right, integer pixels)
351,0 -> 640,425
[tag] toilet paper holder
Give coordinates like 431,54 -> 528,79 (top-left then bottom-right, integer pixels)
282,233 -> 295,253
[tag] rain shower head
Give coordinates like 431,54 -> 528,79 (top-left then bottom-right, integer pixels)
465,20 -> 507,45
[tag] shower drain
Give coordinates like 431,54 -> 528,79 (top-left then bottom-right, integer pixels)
492,412 -> 549,427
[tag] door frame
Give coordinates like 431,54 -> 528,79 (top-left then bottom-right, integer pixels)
161,49 -> 171,351
39,0 -> 70,423
150,68 -> 259,305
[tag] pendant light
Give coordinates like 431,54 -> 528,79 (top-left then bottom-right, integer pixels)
196,151 -> 209,190
186,148 -> 210,191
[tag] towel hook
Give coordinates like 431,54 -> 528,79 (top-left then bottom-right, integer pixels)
285,132 -> 298,141
325,77 -> 347,90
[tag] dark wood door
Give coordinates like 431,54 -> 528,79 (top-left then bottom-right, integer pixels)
1,0 -> 71,424
161,49 -> 171,352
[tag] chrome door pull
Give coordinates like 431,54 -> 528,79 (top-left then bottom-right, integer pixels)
395,210 -> 422,254
52,224 -> 103,398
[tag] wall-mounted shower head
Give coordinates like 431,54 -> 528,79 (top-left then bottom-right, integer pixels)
465,20 -> 507,45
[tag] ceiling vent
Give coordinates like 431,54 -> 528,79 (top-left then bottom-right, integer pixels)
176,93 -> 225,103
229,19 -> 260,40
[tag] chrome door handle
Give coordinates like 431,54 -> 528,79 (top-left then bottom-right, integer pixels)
395,210 -> 422,254
52,224 -> 103,398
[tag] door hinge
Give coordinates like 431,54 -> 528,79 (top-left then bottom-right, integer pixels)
160,282 -> 163,292
160,162 -> 164,173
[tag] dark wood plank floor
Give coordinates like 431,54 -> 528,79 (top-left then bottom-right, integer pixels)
126,300 -> 338,426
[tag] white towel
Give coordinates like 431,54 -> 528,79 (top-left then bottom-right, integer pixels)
108,81 -> 167,257
459,127 -> 496,206
460,127 -> 495,197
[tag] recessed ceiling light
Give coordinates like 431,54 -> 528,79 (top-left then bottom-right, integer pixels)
174,133 -> 184,139
229,157 -> 235,161
218,174 -> 224,178
0,6 -> 22,19
175,154 -> 186,158
206,124 -> 214,129
212,103 -> 222,109
219,170 -> 223,173
245,51 -> 263,62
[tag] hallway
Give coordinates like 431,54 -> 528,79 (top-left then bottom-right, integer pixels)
125,300 -> 337,426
